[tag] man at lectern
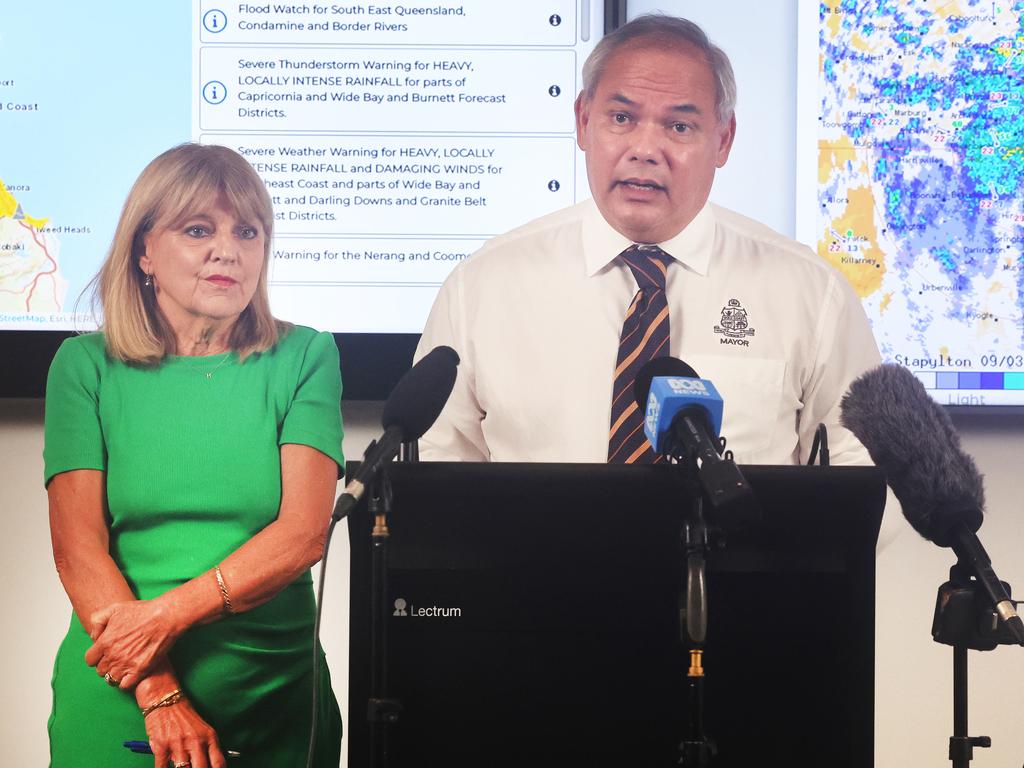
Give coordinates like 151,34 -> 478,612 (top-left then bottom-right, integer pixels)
415,13 -> 879,465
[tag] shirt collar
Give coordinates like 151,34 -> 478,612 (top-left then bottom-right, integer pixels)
581,198 -> 715,278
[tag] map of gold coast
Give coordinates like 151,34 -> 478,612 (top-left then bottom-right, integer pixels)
818,0 -> 1024,402
0,182 -> 66,319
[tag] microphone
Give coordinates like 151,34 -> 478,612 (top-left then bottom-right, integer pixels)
332,345 -> 460,521
634,357 -> 754,519
840,364 -> 1024,645
641,373 -> 725,460
632,356 -> 701,415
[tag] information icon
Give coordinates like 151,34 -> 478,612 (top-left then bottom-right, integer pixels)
203,9 -> 227,33
202,81 -> 227,105
548,180 -> 560,192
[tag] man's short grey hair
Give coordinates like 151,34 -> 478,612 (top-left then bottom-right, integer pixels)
581,13 -> 737,124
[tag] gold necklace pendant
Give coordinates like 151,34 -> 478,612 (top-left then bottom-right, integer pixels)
184,354 -> 232,379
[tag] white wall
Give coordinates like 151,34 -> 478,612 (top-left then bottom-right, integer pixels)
4,399 -> 1024,766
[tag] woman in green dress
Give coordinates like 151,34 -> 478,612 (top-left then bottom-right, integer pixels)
44,143 -> 343,767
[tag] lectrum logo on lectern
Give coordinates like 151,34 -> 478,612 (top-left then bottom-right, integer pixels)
393,597 -> 462,618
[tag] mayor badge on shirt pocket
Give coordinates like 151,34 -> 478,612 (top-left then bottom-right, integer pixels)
714,298 -> 756,347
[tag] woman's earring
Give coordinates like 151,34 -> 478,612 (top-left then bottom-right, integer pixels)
144,273 -> 153,287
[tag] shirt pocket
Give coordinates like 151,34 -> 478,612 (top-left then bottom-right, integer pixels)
685,354 -> 788,460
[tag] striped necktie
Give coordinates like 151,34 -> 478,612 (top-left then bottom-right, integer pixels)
607,245 -> 673,464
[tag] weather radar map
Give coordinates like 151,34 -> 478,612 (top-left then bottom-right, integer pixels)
818,0 -> 1024,404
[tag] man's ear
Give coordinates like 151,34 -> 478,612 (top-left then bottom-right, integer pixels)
575,92 -> 591,152
716,113 -> 737,168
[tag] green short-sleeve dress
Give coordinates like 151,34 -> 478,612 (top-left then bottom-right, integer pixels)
44,326 -> 344,767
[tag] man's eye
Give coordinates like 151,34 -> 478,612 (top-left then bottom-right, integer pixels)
613,113 -> 630,124
671,123 -> 690,134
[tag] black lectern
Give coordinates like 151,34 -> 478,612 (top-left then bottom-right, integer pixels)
347,463 -> 885,768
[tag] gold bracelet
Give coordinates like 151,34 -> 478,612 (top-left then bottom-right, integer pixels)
214,565 -> 235,615
141,688 -> 183,718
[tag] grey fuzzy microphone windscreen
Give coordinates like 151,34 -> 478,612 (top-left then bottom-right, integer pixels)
840,364 -> 984,547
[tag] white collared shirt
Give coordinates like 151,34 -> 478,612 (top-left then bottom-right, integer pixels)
415,198 -> 881,465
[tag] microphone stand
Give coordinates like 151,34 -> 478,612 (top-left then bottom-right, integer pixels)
932,561 -> 1022,768
675,461 -> 718,767
368,469 -> 400,768
667,428 -> 754,766
367,441 -> 419,768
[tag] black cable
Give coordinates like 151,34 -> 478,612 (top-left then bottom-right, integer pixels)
818,423 -> 830,466
807,423 -> 829,466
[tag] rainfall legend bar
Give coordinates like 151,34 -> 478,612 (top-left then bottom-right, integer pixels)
913,371 -> 1024,391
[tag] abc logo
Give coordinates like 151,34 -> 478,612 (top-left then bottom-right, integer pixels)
645,392 -> 660,430
667,378 -> 707,394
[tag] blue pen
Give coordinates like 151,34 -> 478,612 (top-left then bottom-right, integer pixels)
123,741 -> 241,758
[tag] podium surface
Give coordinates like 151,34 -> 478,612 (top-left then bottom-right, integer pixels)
348,462 -> 885,767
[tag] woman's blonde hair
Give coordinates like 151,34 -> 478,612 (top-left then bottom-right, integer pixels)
94,142 -> 287,364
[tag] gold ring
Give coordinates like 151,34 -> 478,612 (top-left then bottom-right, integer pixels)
103,672 -> 119,687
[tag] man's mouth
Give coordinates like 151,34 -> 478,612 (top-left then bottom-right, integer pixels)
619,180 -> 664,192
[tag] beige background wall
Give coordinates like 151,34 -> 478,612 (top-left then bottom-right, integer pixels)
3,399 -> 1024,766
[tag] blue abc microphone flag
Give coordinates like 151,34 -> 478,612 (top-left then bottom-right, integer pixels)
644,376 -> 725,455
